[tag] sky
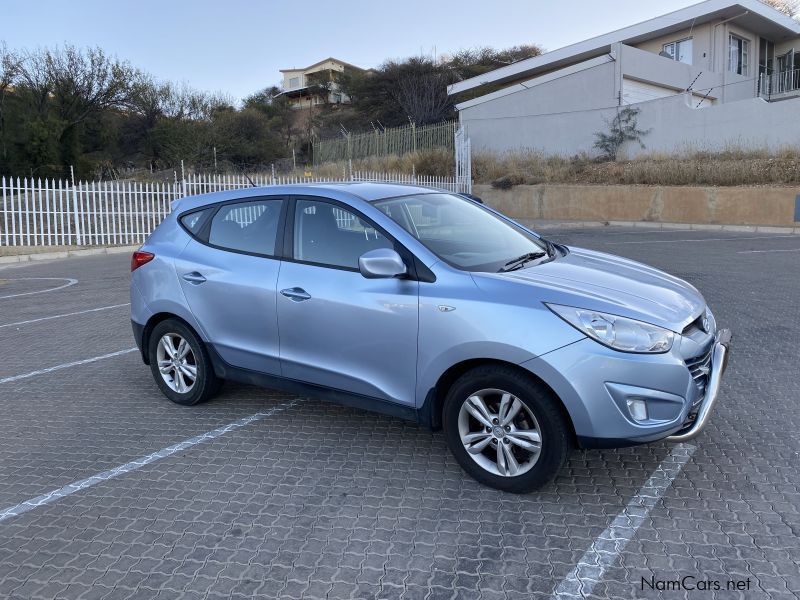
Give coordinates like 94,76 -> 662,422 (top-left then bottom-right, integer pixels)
3,0 -> 701,102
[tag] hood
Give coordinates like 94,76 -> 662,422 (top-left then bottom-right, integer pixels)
477,246 -> 705,332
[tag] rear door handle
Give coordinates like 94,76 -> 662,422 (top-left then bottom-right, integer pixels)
280,287 -> 311,302
182,272 -> 207,284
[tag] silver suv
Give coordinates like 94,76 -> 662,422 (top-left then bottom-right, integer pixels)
130,184 -> 731,492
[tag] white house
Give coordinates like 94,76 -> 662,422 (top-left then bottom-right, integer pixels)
450,0 -> 800,156
277,58 -> 364,109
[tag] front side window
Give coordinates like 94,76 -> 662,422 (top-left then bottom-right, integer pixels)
293,199 -> 392,269
208,199 -> 283,256
373,193 -> 549,272
729,34 -> 750,76
662,38 -> 693,64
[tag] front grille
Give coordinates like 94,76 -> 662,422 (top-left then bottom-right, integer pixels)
685,346 -> 713,402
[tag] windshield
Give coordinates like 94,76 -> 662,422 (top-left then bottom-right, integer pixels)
373,193 -> 550,272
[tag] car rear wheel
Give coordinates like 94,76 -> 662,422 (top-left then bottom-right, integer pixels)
148,319 -> 219,406
443,365 -> 571,493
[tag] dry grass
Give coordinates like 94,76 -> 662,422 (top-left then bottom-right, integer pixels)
286,148 -> 455,179
474,148 -> 800,187
135,146 -> 800,187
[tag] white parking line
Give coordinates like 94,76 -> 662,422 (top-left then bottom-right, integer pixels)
736,248 -> 800,254
551,443 -> 696,599
0,400 -> 298,524
0,277 -> 78,299
0,303 -> 130,329
0,348 -> 138,385
604,235 -> 797,245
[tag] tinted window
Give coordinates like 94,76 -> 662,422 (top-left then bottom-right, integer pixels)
208,199 -> 283,256
293,199 -> 392,269
180,208 -> 211,235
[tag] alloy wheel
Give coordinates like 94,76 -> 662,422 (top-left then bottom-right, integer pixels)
457,388 -> 542,477
155,333 -> 197,393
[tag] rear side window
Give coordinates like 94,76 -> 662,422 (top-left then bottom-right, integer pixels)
208,199 -> 283,256
180,208 -> 212,235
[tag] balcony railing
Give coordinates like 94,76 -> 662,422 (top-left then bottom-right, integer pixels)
759,68 -> 800,98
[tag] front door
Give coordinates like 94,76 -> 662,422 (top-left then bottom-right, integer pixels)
176,197 -> 284,374
276,197 -> 419,406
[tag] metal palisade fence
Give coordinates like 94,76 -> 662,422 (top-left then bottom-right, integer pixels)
0,168 -> 471,248
312,121 -> 458,165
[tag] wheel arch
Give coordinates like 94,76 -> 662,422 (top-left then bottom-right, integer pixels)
422,358 -> 577,444
140,312 -> 201,365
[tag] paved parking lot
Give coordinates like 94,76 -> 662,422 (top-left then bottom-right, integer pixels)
1,225 -> 799,600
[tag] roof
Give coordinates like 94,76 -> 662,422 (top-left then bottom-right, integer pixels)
448,0 -> 800,96
175,182 -> 448,212
279,57 -> 364,73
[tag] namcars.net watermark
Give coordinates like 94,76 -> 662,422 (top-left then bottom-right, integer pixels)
642,575 -> 753,592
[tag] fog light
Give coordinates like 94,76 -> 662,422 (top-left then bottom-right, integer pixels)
627,398 -> 648,422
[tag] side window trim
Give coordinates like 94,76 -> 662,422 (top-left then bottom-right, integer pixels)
192,196 -> 288,259
285,195 -> 424,278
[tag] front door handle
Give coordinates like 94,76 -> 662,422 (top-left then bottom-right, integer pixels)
182,272 -> 207,284
280,287 -> 311,302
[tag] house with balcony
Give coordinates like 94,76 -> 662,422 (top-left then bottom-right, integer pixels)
449,0 -> 800,156
277,58 -> 364,109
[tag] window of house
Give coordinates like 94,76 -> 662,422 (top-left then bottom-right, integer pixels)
288,76 -> 300,89
662,38 -> 693,64
729,34 -> 750,76
208,199 -> 283,256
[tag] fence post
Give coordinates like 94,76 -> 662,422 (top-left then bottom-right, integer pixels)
180,160 -> 187,197
1,176 -> 7,246
70,166 -> 82,246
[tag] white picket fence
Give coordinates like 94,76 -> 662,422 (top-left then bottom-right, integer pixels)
0,170 -> 471,247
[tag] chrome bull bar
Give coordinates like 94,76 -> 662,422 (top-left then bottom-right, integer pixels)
667,328 -> 732,443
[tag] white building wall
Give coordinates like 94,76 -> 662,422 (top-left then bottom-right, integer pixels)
461,92 -> 800,157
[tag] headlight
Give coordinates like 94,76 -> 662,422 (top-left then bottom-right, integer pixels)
546,303 -> 675,353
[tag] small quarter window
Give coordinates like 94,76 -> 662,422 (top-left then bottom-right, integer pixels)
208,199 -> 283,256
180,209 -> 212,236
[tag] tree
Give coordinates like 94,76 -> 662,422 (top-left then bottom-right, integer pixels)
759,0 -> 799,17
386,58 -> 455,125
14,45 -> 139,175
593,107 -> 650,161
0,42 -> 21,166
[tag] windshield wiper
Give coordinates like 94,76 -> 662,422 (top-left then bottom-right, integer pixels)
499,251 -> 547,272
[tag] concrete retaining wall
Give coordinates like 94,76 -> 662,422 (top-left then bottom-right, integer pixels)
473,184 -> 800,227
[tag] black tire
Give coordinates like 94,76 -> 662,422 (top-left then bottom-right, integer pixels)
147,318 -> 220,406
442,365 -> 571,493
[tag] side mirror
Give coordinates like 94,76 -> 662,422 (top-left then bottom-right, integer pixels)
358,248 -> 407,279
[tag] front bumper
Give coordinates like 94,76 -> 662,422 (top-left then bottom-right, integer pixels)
520,327 -> 732,448
666,328 -> 732,442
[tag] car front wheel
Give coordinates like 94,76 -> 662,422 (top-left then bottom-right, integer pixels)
148,319 -> 219,406
443,366 -> 571,493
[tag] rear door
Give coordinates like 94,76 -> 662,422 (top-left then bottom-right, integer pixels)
276,197 -> 419,406
176,197 -> 285,374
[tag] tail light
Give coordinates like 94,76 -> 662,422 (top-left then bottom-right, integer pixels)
131,250 -> 155,272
